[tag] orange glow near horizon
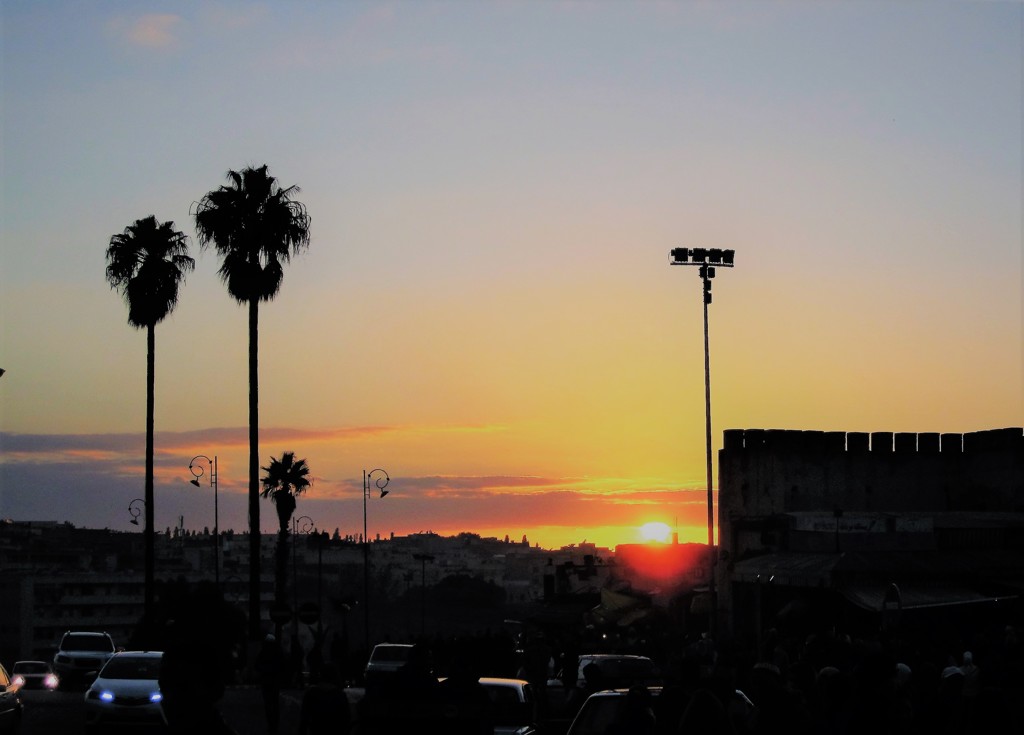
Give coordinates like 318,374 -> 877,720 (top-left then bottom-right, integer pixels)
462,523 -> 711,550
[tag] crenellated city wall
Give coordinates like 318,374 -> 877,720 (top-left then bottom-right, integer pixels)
717,427 -> 1024,553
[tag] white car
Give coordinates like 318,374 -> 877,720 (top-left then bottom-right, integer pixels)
364,642 -> 415,686
477,677 -> 538,735
83,651 -> 165,734
52,631 -> 117,687
10,661 -> 59,691
571,654 -> 660,689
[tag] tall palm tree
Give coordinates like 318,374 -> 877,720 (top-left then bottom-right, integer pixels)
260,452 -> 312,613
105,215 -> 194,621
192,165 -> 311,640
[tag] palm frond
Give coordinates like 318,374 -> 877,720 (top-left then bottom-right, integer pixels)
105,216 -> 194,329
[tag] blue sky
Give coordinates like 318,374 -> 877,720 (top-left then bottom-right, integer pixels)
1,1 -> 1021,549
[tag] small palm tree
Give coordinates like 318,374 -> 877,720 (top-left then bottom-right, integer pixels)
105,215 -> 194,619
193,165 -> 311,640
260,452 -> 312,609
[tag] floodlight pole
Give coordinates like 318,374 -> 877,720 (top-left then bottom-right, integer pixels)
701,271 -> 714,548
670,247 -> 734,635
669,247 -> 733,549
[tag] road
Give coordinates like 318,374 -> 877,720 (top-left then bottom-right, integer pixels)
18,686 -> 304,735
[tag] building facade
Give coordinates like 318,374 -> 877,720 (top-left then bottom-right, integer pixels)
716,426 -> 1024,646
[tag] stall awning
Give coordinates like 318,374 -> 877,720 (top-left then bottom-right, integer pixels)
731,552 -> 840,587
839,584 -> 1018,612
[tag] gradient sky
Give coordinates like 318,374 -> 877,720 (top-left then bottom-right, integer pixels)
1,1 -> 1021,550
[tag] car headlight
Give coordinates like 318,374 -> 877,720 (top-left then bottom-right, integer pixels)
11,675 -> 24,688
99,691 -> 114,702
45,674 -> 59,689
150,692 -> 162,703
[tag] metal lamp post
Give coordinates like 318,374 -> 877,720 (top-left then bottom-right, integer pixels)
668,247 -> 735,548
362,468 -> 389,648
188,454 -> 219,586
412,553 -> 434,638
292,514 -> 313,639
669,247 -> 735,634
128,498 -> 146,619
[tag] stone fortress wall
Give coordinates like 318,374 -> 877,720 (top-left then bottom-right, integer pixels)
717,427 -> 1024,552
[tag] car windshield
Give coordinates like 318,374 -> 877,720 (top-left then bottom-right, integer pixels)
63,634 -> 114,652
100,657 -> 161,680
14,662 -> 50,674
571,696 -> 624,735
597,658 -> 656,679
371,646 -> 411,663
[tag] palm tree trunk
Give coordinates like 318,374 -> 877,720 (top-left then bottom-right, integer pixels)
248,297 -> 261,640
145,324 -> 155,620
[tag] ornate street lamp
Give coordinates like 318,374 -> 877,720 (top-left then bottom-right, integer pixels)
292,514 -> 314,639
362,468 -> 389,647
188,454 -> 219,586
128,498 -> 145,526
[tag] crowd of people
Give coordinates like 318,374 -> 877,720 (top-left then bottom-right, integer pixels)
145,580 -> 1024,733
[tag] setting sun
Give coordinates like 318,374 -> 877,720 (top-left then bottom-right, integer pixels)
639,522 -> 672,543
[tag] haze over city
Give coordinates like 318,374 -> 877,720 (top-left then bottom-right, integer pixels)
1,1 -> 1021,550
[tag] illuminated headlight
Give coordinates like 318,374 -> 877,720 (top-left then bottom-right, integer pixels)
150,692 -> 162,703
100,691 -> 114,702
45,674 -> 59,689
11,675 -> 24,687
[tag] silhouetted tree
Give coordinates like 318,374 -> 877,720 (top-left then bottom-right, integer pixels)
105,215 -> 193,619
193,165 -> 311,639
261,452 -> 312,611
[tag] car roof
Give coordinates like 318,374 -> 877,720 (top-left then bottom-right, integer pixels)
478,677 -> 529,686
584,686 -> 664,698
579,654 -> 652,660
111,651 -> 163,657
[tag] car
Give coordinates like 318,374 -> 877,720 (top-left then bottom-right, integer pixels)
477,677 -> 538,735
0,663 -> 23,734
572,654 -> 661,690
429,675 -> 538,735
52,631 -> 117,687
565,688 -> 660,735
10,661 -> 59,691
364,642 -> 415,686
83,651 -> 165,733
565,686 -> 755,735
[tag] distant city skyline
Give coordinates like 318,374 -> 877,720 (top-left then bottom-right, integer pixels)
2,2 -> 1021,550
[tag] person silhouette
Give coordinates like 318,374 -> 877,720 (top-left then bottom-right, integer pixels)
158,581 -> 238,734
255,634 -> 286,733
298,661 -> 351,735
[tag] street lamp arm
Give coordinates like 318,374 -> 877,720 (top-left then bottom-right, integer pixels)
189,454 -> 216,486
366,468 -> 390,496
186,454 -> 220,587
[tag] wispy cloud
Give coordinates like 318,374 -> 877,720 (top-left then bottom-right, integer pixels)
0,422 -> 505,457
198,4 -> 269,31
107,14 -> 185,50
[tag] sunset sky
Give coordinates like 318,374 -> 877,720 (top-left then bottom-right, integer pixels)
1,1 -> 1021,550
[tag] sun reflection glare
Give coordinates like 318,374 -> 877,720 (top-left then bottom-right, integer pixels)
639,521 -> 672,543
